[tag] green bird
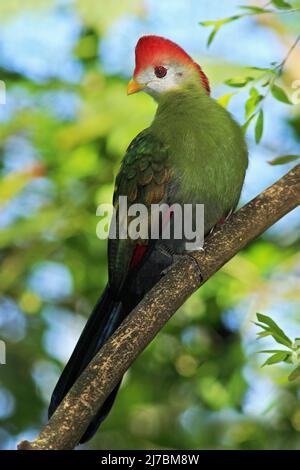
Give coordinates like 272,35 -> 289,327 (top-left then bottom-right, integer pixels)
49,35 -> 248,443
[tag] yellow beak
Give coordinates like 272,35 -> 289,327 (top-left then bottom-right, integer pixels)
127,79 -> 144,95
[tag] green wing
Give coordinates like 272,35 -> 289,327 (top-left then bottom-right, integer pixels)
108,129 -> 172,293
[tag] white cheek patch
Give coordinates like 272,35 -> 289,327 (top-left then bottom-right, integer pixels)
136,64 -> 188,98
150,71 -> 180,93
137,66 -> 155,85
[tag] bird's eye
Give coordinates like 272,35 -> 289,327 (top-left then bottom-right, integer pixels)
154,66 -> 167,78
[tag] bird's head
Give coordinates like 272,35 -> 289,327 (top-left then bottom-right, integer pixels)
127,35 -> 210,100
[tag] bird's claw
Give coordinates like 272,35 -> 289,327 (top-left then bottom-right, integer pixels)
161,253 -> 184,276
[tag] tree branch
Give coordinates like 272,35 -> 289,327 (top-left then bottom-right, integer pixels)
18,164 -> 300,450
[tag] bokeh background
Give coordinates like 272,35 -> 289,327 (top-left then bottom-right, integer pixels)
0,0 -> 300,450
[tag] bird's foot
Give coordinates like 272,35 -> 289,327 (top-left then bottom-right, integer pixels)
160,252 -> 185,276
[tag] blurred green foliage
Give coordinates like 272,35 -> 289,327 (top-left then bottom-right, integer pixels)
256,313 -> 300,380
202,2 -> 300,149
0,0 -> 300,450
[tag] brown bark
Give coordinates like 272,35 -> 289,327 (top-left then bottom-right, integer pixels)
18,164 -> 300,450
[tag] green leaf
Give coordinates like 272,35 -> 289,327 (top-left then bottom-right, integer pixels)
262,351 -> 289,367
257,331 -> 272,338
225,76 -> 254,88
288,366 -> 300,382
200,16 -> 243,47
251,87 -> 260,98
199,20 -> 219,26
242,113 -> 257,133
217,92 -> 237,108
255,109 -> 264,144
258,350 -> 292,364
271,84 -> 292,104
207,27 -> 218,47
245,87 -> 264,119
254,321 -> 268,329
256,313 -> 292,347
239,6 -> 269,13
268,154 -> 300,165
222,15 -> 242,24
256,314 -> 285,335
257,349 -> 291,354
271,0 -> 292,9
249,86 -> 259,101
249,66 -> 275,73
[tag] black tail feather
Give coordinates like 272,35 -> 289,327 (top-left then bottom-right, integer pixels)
48,243 -> 173,444
79,380 -> 122,443
48,285 -> 127,443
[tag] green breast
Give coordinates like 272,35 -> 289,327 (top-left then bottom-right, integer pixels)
150,87 -> 248,232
